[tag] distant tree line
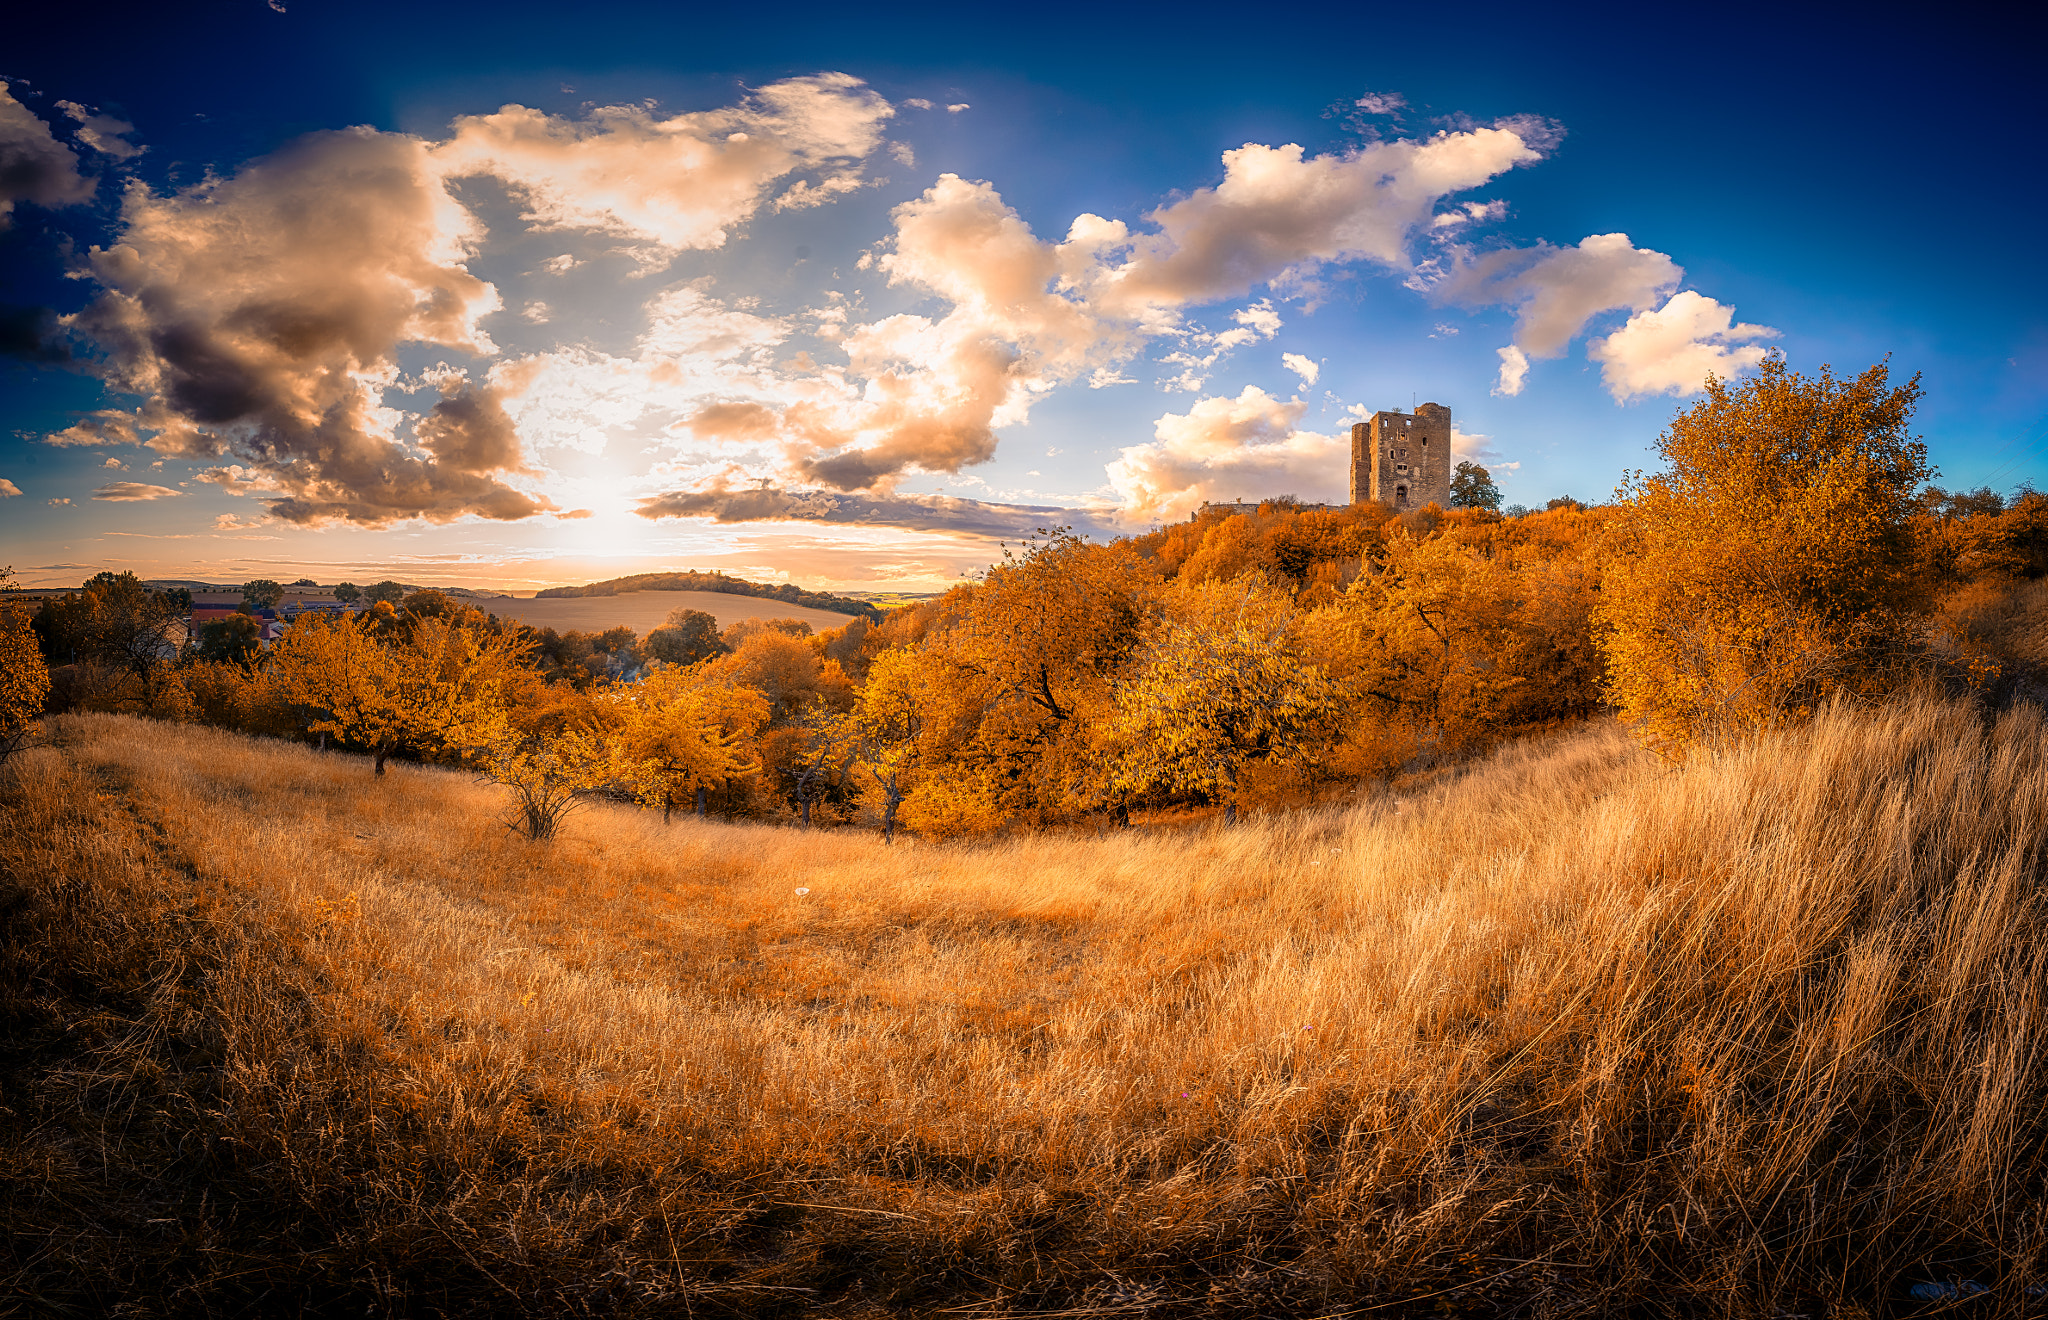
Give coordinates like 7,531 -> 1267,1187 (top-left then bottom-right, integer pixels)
534,570 -> 881,620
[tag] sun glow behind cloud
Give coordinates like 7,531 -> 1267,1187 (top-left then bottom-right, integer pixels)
8,73 -> 1785,588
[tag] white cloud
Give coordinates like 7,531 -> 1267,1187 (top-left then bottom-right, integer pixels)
946,103 -> 970,113
1446,232 -> 1680,358
537,253 -> 579,274
1352,92 -> 1407,115
1092,123 -> 1552,308
101,456 -> 123,468
1493,345 -> 1530,396
0,85 -> 95,225
56,100 -> 144,159
1106,385 -> 1342,520
433,73 -> 893,255
92,481 -> 183,501
0,478 -> 21,497
1452,426 -> 1519,472
904,99 -> 934,110
521,300 -> 551,323
1282,352 -> 1319,386
1588,291 -> 1777,402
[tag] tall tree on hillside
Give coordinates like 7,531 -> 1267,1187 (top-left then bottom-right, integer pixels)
0,569 -> 50,766
1598,355 -> 1930,750
1450,461 -> 1504,511
270,612 -> 530,774
363,580 -> 406,605
240,579 -> 285,611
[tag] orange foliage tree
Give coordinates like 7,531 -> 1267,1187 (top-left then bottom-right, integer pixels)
1,569 -> 50,765
270,612 -> 532,774
1598,356 -> 1930,751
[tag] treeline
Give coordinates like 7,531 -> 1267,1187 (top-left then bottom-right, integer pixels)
4,358 -> 2046,838
534,569 -> 882,619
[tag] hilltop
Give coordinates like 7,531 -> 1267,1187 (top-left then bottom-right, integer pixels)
534,570 -> 882,619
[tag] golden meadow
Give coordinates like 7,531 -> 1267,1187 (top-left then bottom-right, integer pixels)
6,360 -> 2048,1315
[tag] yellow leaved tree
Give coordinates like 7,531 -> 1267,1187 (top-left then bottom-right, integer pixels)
1109,576 -> 1341,824
269,611 -> 530,774
1,568 -> 50,766
1598,355 -> 1930,751
843,646 -> 993,841
614,666 -> 770,821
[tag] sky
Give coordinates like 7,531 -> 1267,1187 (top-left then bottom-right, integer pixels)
2,1 -> 2042,593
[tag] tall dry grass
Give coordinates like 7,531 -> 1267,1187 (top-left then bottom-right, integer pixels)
5,693 -> 2048,1315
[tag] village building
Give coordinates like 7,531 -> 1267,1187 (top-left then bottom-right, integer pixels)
188,588 -> 360,642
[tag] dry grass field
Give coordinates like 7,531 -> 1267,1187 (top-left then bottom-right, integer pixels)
6,696 -> 2048,1316
488,590 -> 859,637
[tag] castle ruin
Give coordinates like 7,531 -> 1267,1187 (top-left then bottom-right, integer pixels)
1350,402 -> 1450,510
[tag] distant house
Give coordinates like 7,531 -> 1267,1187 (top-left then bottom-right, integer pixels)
188,589 -> 361,643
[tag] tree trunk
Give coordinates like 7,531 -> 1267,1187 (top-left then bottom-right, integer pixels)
799,795 -> 812,827
663,792 -> 672,825
374,748 -> 388,776
695,785 -> 707,818
881,778 -> 902,844
1114,802 -> 1130,829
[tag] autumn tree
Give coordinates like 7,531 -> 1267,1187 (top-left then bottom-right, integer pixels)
917,530 -> 1152,824
1450,461 -> 1503,511
465,725 -> 621,840
1598,355 -> 1931,751
241,579 -> 285,611
31,571 -> 184,694
644,607 -> 724,666
1,570 -> 50,766
332,582 -> 362,603
843,646 -> 985,841
615,666 -> 770,820
1303,519 -> 1603,765
1110,577 -> 1340,824
269,611 -> 530,774
196,613 -> 263,666
363,580 -> 406,605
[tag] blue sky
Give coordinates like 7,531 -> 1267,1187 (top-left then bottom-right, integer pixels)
2,1 -> 2041,591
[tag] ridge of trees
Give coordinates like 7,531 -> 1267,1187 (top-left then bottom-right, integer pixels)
533,570 -> 882,619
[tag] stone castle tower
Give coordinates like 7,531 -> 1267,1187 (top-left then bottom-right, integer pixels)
1350,402 -> 1451,509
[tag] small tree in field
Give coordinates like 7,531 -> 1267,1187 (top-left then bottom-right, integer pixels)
1598,355 -> 1930,751
240,579 -> 285,611
463,726 -> 619,841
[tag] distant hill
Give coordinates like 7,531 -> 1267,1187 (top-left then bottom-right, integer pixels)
535,571 -> 881,620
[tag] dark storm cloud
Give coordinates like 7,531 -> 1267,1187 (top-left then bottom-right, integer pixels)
0,303 -> 71,363
63,127 -> 547,525
0,85 -> 95,226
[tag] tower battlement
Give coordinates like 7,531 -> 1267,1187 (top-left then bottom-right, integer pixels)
1350,403 -> 1450,509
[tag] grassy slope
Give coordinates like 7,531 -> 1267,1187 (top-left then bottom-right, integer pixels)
4,700 -> 2047,1316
